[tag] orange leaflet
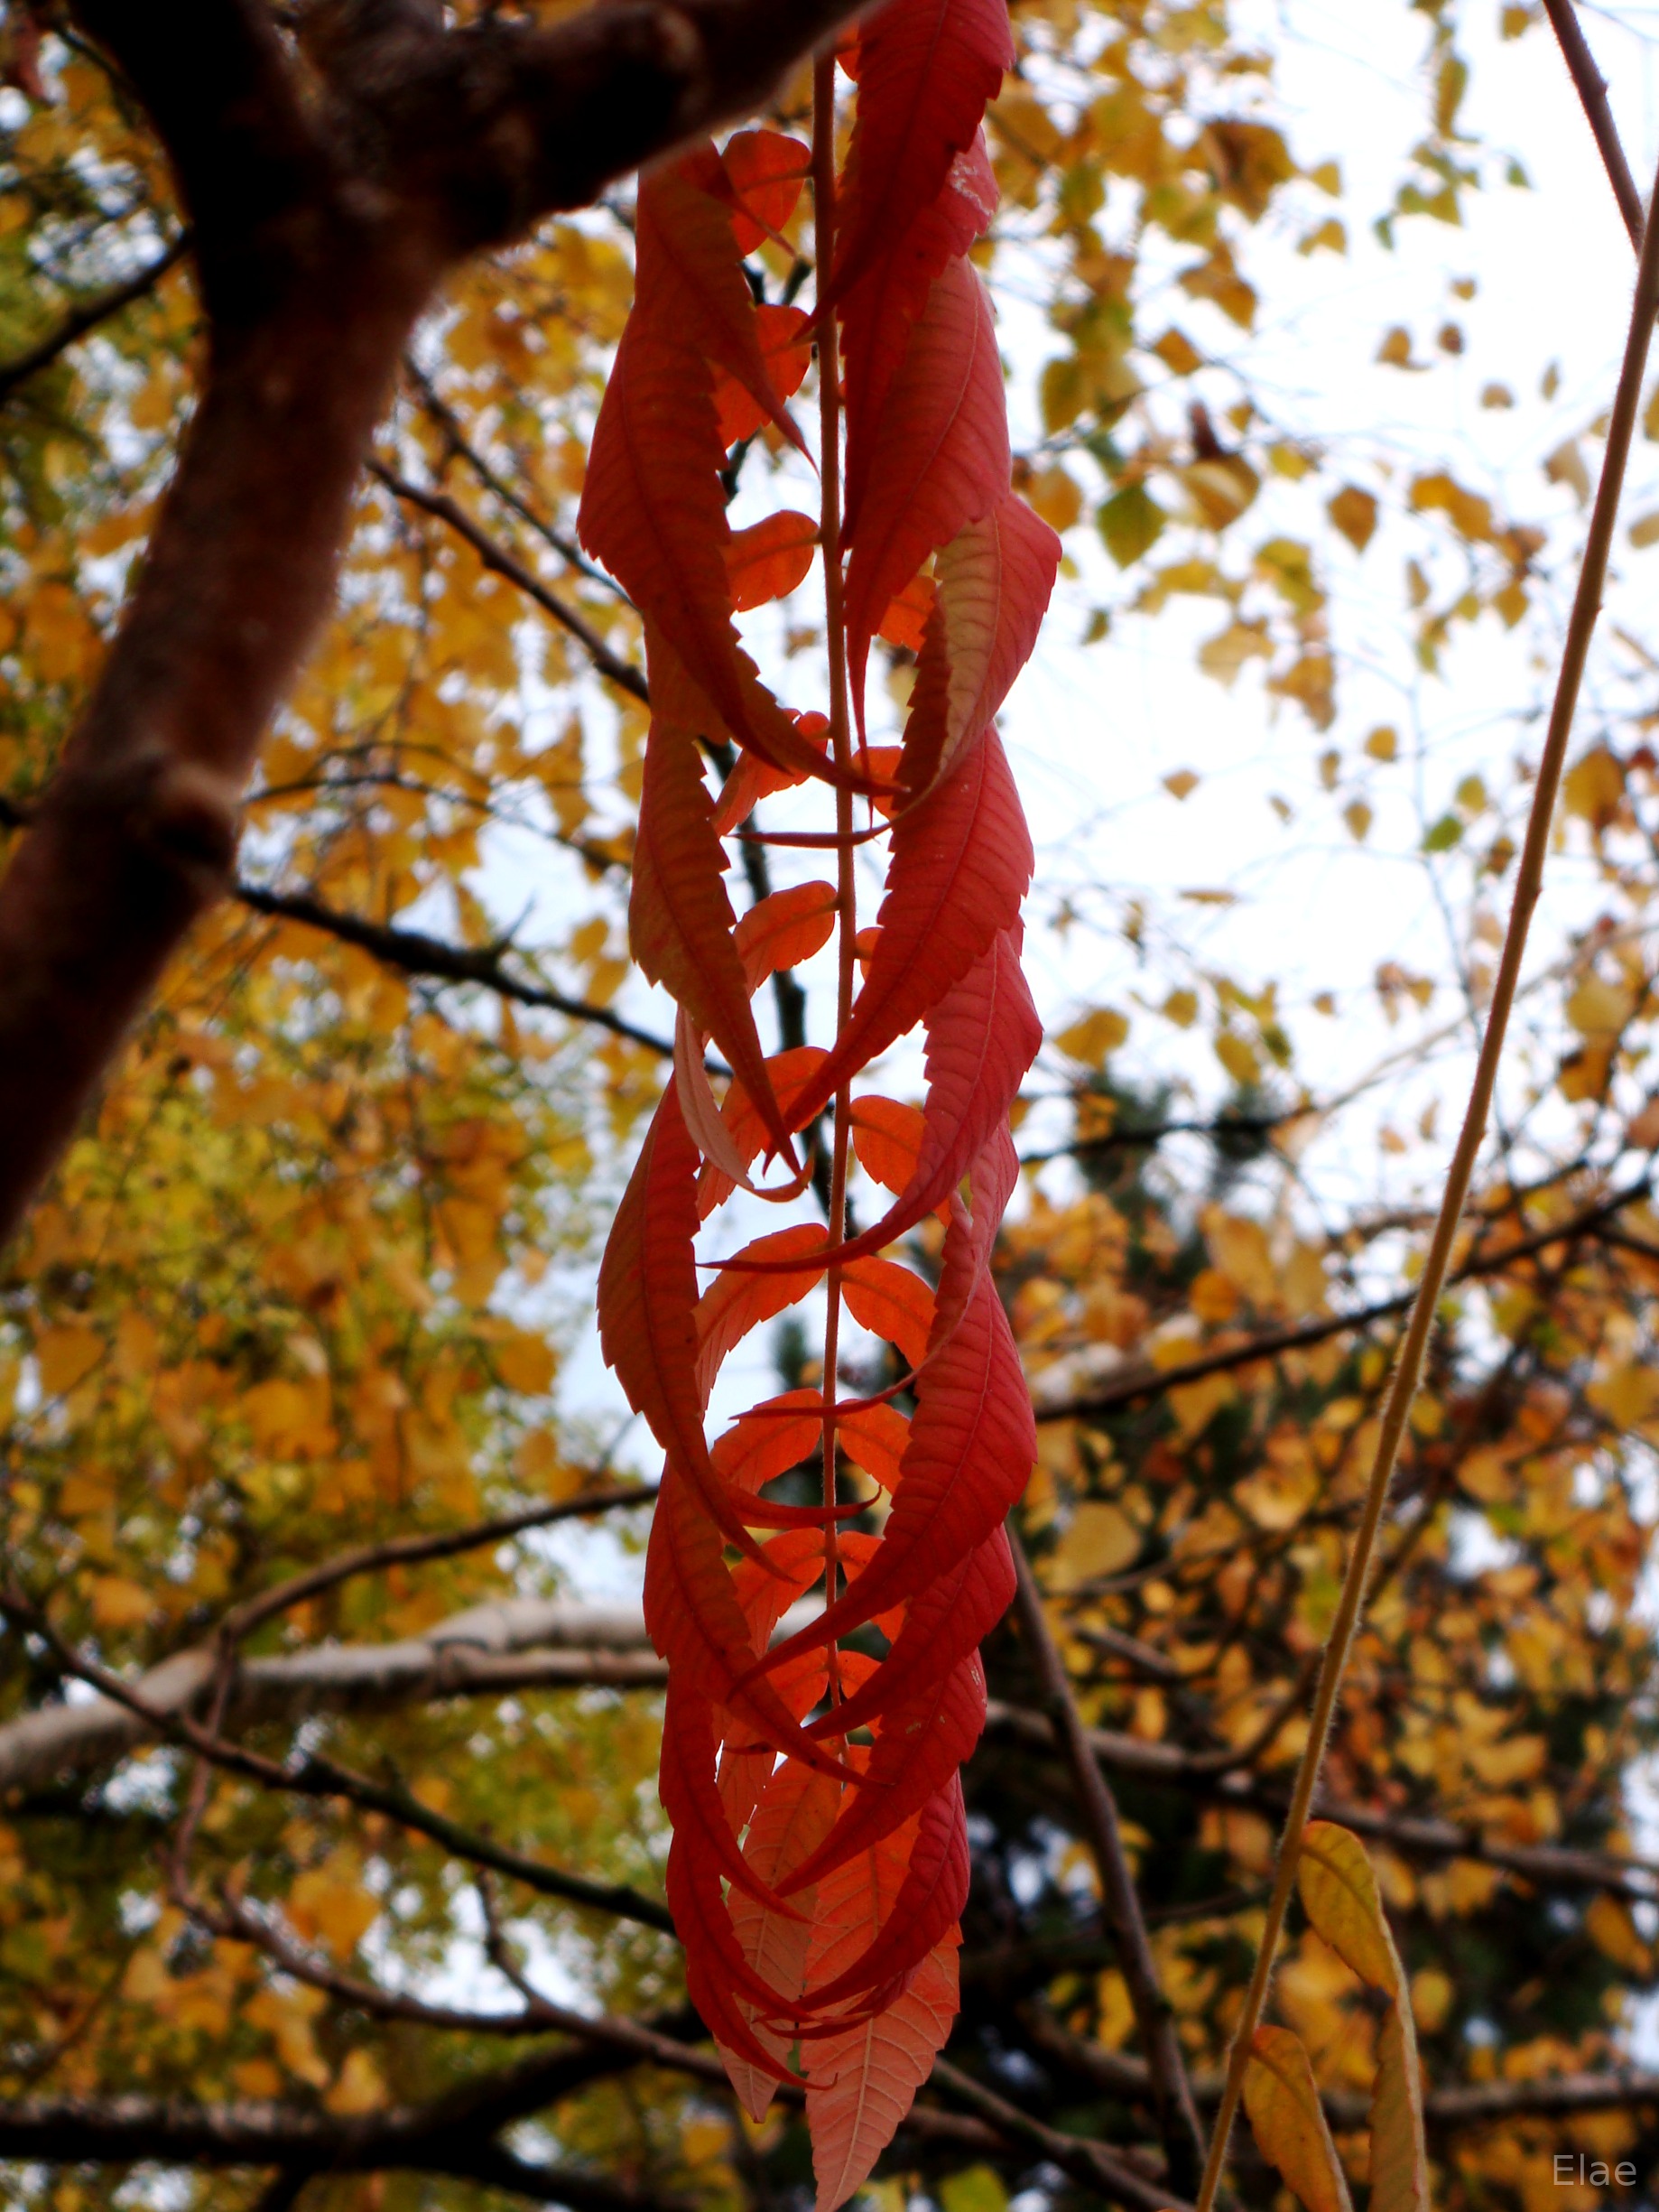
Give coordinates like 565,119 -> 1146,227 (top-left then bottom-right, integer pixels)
695,1224 -> 827,1403
848,1094 -> 926,1195
734,881 -> 839,991
839,1255 -> 935,1369
727,510 -> 821,612
876,567 -> 936,651
711,708 -> 829,836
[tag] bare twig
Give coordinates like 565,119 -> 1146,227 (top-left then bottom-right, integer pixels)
367,459 -> 650,705
0,1587 -> 676,1932
929,2057 -> 1189,2212
237,881 -> 677,1056
1193,145 -> 1659,2212
1543,0 -> 1645,245
219,1479 -> 654,1642
1009,1531 -> 1206,2198
0,234 -> 192,400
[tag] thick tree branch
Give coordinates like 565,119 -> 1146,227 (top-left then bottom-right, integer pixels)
0,2086 -> 687,2209
0,0 -> 874,1253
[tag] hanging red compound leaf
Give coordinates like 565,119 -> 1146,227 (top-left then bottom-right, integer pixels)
584,7 -> 1053,2199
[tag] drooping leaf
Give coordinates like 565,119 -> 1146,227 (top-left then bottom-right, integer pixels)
1244,2025 -> 1356,2212
734,880 -> 839,990
632,634 -> 792,1155
1369,1998 -> 1431,2212
1297,1821 -> 1405,1997
842,254 -> 1011,721
900,491 -> 1061,797
830,0 -> 1012,308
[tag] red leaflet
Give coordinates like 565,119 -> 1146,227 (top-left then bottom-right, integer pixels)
902,491 -> 1061,795
788,1642 -> 990,1882
722,129 -> 811,252
598,1081 -> 770,1563
695,1224 -> 827,1403
589,19 -> 1043,2191
842,132 -> 997,542
829,0 -> 1012,306
841,253 -> 1010,721
579,174 -> 864,794
632,637 -> 792,1157
715,304 -> 815,446
785,726 -> 1033,1137
802,1777 -> 970,2008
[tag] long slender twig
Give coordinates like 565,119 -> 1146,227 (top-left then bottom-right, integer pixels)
1193,147 -> 1659,2212
236,881 -> 677,1056
1009,1530 -> 1206,2197
1543,0 -> 1645,245
219,1479 -> 653,1643
0,234 -> 191,401
929,2057 -> 1191,2212
367,459 -> 649,706
0,1588 -> 676,1932
401,356 -> 626,599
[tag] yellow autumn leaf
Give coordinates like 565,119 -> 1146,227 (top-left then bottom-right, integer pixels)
493,1328 -> 556,1394
1243,2024 -> 1355,2212
1056,1008 -> 1129,1066
1297,1822 -> 1403,1996
324,2049 -> 388,2115
90,1576 -> 153,1630
1051,1501 -> 1140,1587
290,1863 -> 380,1960
1327,486 -> 1376,551
34,1324 -> 103,1398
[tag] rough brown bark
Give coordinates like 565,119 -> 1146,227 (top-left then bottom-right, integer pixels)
0,0 -> 871,1249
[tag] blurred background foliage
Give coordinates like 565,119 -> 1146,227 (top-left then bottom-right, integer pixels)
5,3 -> 1659,2210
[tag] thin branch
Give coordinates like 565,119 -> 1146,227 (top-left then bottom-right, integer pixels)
0,1588 -> 676,1932
1193,154 -> 1659,2212
236,881 -> 676,1056
979,1700 -> 1659,1902
366,458 -> 650,705
0,234 -> 193,401
1009,1530 -> 1205,2198
1035,1179 -> 1649,1424
219,1479 -> 654,1642
1023,2004 -> 1659,2131
1543,0 -> 1645,245
401,354 -> 625,599
929,2058 -> 1189,2212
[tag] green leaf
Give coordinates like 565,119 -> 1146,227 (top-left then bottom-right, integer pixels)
1097,483 -> 1166,568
